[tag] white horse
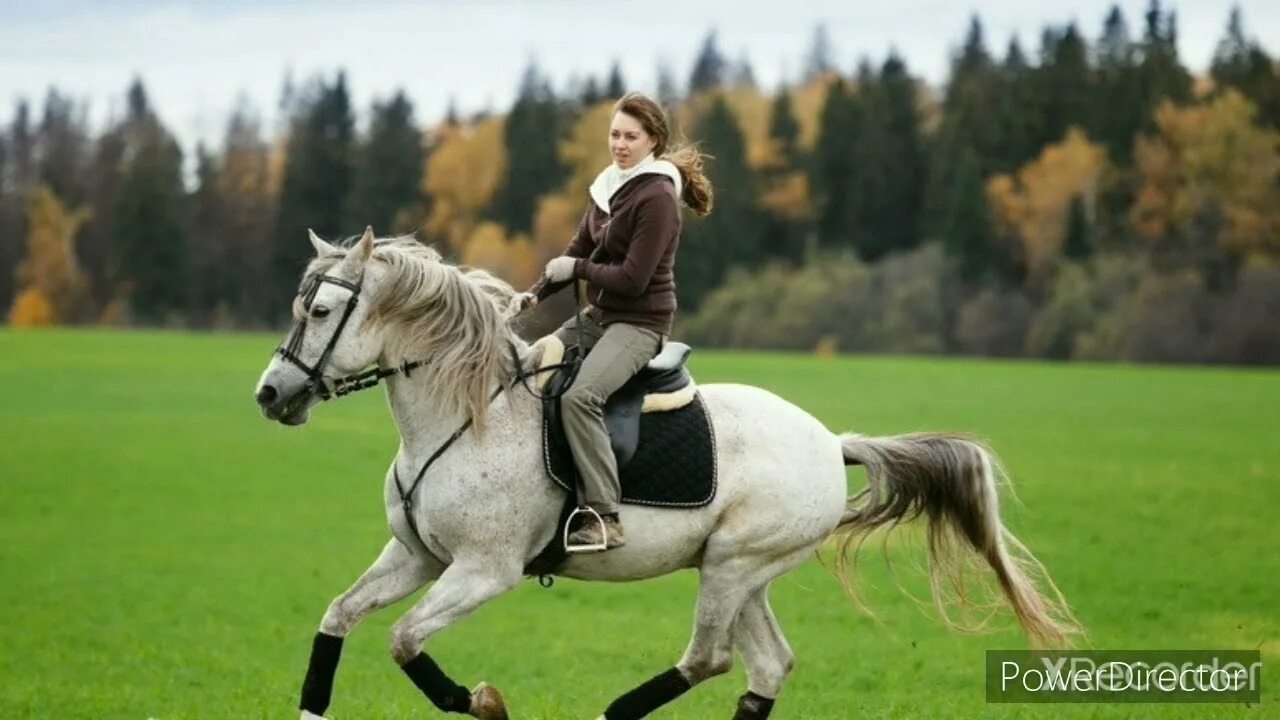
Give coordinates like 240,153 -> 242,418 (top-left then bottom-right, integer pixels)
254,229 -> 1079,720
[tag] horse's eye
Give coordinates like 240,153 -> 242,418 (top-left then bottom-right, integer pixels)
311,305 -> 331,319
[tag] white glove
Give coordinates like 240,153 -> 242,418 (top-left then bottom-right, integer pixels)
544,256 -> 577,283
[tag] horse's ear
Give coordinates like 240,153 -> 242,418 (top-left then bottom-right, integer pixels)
355,226 -> 375,262
308,229 -> 336,257
340,226 -> 375,273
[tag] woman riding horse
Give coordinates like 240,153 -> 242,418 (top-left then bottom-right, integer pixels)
518,92 -> 713,551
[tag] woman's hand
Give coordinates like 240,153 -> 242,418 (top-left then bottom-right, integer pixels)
507,292 -> 537,316
544,256 -> 576,283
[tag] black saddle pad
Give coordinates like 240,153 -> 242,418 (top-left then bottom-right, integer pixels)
543,389 -> 718,508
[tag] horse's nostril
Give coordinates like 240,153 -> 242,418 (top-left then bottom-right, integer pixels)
256,384 -> 278,406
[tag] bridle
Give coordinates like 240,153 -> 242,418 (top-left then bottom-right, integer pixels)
275,271 -> 428,402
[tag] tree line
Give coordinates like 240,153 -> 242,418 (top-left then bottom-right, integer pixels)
3,2 -> 1278,363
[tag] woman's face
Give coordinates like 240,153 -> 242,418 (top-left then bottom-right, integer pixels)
609,111 -> 657,169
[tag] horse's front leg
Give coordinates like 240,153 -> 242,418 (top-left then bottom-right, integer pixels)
300,538 -> 443,720
390,558 -> 523,720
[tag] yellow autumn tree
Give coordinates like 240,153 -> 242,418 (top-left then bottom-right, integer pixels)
422,118 -> 508,252
8,186 -> 90,327
987,128 -> 1109,284
1131,90 -> 1280,260
459,222 -> 540,291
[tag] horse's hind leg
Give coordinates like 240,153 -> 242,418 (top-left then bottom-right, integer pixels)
299,538 -> 442,719
729,585 -> 795,719
596,549 -> 808,720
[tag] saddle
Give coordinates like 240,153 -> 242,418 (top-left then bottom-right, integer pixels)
523,335 -> 718,576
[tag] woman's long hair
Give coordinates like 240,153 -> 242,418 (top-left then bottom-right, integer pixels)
614,92 -> 714,217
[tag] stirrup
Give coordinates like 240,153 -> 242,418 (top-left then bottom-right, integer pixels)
564,505 -> 609,554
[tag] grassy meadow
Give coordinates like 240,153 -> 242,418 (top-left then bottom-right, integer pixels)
0,329 -> 1276,719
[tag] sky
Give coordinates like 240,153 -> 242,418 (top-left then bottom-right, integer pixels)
2,0 -> 1278,154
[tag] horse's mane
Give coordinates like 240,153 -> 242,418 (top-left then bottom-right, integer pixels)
302,235 -> 522,434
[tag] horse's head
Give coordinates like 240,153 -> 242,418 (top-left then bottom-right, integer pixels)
254,227 -> 387,425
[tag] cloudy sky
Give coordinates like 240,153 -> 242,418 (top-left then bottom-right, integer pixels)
3,0 -> 1278,152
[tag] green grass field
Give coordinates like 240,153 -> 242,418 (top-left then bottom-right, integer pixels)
1,329 -> 1276,719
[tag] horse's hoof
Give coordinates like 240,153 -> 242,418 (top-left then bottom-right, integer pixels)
469,681 -> 509,720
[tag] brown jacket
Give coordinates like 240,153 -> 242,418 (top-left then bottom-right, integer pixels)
533,173 -> 681,335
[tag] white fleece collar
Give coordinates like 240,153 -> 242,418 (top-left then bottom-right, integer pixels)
588,153 -> 683,213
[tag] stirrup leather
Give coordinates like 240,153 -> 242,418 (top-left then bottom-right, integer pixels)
564,505 -> 609,554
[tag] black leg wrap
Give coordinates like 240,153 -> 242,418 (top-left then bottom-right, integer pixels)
604,667 -> 692,720
299,632 -> 344,715
731,691 -> 776,720
401,652 -> 472,714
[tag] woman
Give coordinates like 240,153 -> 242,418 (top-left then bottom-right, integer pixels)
517,91 -> 713,552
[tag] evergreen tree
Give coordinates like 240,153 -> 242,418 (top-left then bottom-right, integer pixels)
578,76 -> 602,106
272,72 -> 355,310
731,54 -> 757,88
605,61 -> 626,98
1093,5 -> 1146,161
994,37 -> 1043,171
810,79 -> 860,247
345,91 -> 424,235
1211,7 -> 1280,128
35,89 -> 89,206
1037,23 -> 1092,145
942,148 -> 993,282
689,30 -> 727,93
862,53 -> 926,258
0,103 -> 34,314
187,144 -> 227,326
113,93 -> 189,322
491,62 -> 564,234
680,95 -> 760,309
1064,194 -> 1091,259
79,124 -> 126,308
767,85 -> 800,167
924,16 -> 1003,235
1137,0 -> 1192,126
804,24 -> 835,81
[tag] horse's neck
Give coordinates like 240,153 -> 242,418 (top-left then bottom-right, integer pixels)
383,337 -> 537,454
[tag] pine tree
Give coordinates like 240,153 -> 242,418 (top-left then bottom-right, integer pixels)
810,79 -> 860,247
0,103 -> 34,314
942,148 -> 994,282
680,95 -> 760,309
994,37 -> 1043,171
688,30 -> 727,94
1037,23 -> 1092,145
113,95 -> 189,322
605,61 -> 626,98
491,62 -> 564,234
187,145 -> 226,326
272,72 -> 355,310
863,53 -> 926,258
35,89 -> 89,206
767,86 -> 800,167
1064,194 -> 1091,259
1211,7 -> 1280,128
804,24 -> 835,81
924,16 -> 1003,235
1094,5 -> 1146,161
345,91 -> 424,235
1137,0 -> 1192,126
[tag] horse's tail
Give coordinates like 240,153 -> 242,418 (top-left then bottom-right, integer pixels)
833,432 -> 1082,648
